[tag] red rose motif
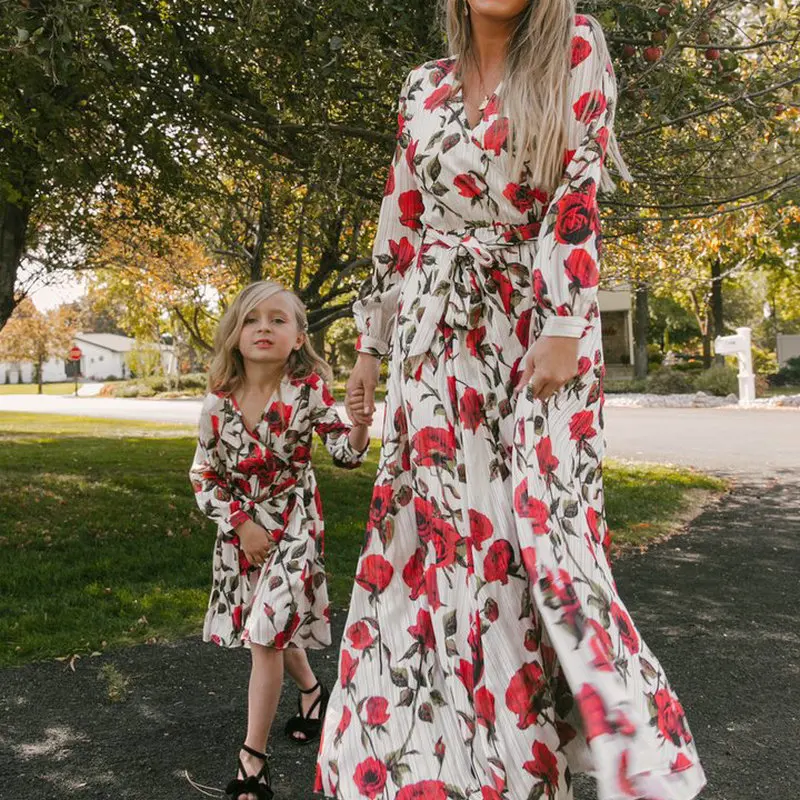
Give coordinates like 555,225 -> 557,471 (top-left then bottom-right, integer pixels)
346,620 -> 375,651
353,756 -> 387,799
569,410 -> 596,441
272,611 -> 301,649
565,248 -> 599,289
238,446 -> 281,487
532,269 -> 552,308
454,658 -> 474,697
513,479 -> 551,534
483,597 -> 499,622
364,696 -> 390,727
554,182 -> 599,245
425,565 -> 442,611
588,618 -> 614,672
368,484 -> 394,533
671,753 -> 694,773
505,662 -> 546,729
402,546 -> 426,600
231,605 -> 243,632
466,325 -> 487,358
483,117 -> 509,155
522,740 -> 559,786
389,237 -> 417,277
575,684 -> 613,741
474,686 -> 496,729
563,147 -> 577,168
355,554 -> 394,595
454,173 -> 483,198
405,138 -> 418,175
334,705 -> 351,744
571,35 -> 593,67
535,436 -> 560,475
396,781 -> 448,800
412,426 -> 457,467
481,94 -> 499,119
520,546 -> 537,580
483,540 -> 513,584
424,84 -> 452,110
611,602 -> 640,655
543,568 -> 582,631
653,688 -> 692,745
516,307 -> 532,347
384,164 -> 395,197
398,189 -> 424,230
468,508 -> 493,551
586,506 -> 601,544
459,387 -> 484,432
407,608 -> 436,651
574,89 -> 608,123
340,650 -> 359,688
617,749 -> 639,798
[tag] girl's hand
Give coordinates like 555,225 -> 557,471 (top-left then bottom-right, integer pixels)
348,421 -> 370,453
235,519 -> 274,565
346,354 -> 380,425
514,336 -> 580,402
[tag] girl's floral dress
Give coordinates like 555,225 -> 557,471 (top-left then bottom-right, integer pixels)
190,372 -> 368,650
316,16 -> 706,800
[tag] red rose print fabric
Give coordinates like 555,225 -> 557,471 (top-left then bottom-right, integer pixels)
189,373 -> 367,650
319,15 -> 705,800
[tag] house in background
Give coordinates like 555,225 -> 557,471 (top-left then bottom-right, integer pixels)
0,332 -> 174,384
598,286 -> 634,379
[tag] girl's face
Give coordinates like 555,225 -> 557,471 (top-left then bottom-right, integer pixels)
237,292 -> 304,371
467,0 -> 531,22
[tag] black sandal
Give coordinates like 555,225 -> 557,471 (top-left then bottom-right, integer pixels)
284,681 -> 329,744
225,743 -> 273,800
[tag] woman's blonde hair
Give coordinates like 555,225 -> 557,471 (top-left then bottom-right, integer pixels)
440,0 -> 630,192
207,281 -> 332,394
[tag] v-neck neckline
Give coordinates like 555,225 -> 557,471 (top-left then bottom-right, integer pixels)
450,72 -> 504,131
229,374 -> 288,437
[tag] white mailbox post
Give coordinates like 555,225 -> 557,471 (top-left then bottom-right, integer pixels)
714,327 -> 755,404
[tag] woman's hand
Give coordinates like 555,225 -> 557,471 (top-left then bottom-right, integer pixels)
514,335 -> 580,402
235,519 -> 274,565
346,353 -> 381,426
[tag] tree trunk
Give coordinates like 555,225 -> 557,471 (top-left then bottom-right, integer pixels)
702,330 -> 712,368
0,197 -> 30,331
633,283 -> 649,380
711,257 -> 724,366
37,357 -> 44,394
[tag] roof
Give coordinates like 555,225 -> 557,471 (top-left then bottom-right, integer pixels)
73,333 -> 137,353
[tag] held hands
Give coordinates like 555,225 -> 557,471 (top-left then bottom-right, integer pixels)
346,353 -> 380,426
514,335 -> 580,402
235,519 -> 274,566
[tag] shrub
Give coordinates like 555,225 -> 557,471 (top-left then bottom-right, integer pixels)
693,365 -> 738,397
604,379 -> 647,394
770,356 -> 800,387
644,368 -> 694,395
751,345 -> 778,377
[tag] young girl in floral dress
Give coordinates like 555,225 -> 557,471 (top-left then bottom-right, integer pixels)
189,280 -> 371,800
318,1 -> 706,799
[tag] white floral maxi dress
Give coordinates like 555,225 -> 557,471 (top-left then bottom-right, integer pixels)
189,373 -> 368,650
316,16 -> 706,800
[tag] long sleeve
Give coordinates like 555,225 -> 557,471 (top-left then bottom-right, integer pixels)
189,397 -> 253,534
311,381 -> 369,469
354,67 -> 424,358
535,18 -> 620,339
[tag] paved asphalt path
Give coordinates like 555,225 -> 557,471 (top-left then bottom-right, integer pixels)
0,393 -> 798,474
1,394 -> 798,798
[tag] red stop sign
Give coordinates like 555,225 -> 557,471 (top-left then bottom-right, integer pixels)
68,346 -> 82,361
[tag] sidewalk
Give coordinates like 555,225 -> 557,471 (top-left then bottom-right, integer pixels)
1,477 -> 797,799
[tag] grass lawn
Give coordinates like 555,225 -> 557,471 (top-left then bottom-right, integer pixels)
0,413 -> 725,667
0,381 -> 82,395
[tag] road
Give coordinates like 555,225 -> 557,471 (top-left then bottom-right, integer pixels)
1,393 -> 797,474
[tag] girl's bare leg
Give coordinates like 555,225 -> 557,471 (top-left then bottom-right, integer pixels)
283,648 -> 323,741
237,643 -> 283,800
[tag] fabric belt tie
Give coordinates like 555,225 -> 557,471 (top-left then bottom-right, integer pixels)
403,222 -> 539,361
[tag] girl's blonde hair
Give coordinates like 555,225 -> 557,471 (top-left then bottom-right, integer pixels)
440,0 -> 630,193
207,281 -> 332,394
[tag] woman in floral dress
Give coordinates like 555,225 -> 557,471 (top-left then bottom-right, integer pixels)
316,2 -> 706,799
